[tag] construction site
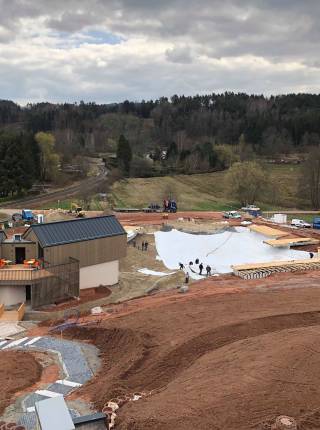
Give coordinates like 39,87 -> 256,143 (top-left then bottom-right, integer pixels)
2,207 -> 320,429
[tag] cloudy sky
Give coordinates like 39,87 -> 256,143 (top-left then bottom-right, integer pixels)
0,0 -> 319,104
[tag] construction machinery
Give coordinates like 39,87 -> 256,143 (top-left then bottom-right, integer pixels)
69,203 -> 85,217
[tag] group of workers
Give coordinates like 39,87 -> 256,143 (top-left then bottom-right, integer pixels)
132,240 -> 149,251
179,259 -> 213,283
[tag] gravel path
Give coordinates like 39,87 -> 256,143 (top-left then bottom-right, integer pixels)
0,336 -> 100,429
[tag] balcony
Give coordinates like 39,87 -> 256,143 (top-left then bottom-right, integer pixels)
0,264 -> 54,285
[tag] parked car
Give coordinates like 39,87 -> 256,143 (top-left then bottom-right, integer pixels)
291,218 -> 311,228
223,211 -> 241,219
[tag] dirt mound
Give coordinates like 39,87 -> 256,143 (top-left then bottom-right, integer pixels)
0,350 -> 42,415
65,326 -> 153,403
117,324 -> 320,429
65,284 -> 320,429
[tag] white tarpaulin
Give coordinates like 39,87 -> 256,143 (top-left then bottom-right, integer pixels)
138,268 -> 176,276
154,227 -> 309,278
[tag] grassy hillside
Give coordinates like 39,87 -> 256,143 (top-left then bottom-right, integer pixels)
110,164 -> 307,211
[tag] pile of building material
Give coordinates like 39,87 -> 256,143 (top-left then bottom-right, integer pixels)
249,224 -> 288,238
232,258 -> 320,279
264,237 -> 319,248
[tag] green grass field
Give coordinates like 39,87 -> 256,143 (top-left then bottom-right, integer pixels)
110,164 -> 308,211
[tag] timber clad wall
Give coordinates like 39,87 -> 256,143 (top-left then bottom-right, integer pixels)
43,235 -> 126,267
0,242 -> 36,262
24,228 -> 127,268
31,259 -> 80,308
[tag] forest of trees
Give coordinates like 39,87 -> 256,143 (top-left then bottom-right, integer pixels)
1,92 -> 320,200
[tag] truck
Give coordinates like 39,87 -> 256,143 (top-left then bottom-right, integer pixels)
313,217 -> 320,229
22,209 -> 34,221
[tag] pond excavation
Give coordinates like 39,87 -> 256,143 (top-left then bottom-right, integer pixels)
154,227 -> 309,278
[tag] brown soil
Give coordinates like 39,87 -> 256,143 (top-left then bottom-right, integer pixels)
116,211 -> 223,226
61,271 -> 320,430
35,286 -> 111,312
0,351 -> 42,415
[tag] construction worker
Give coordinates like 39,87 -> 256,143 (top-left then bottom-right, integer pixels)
206,265 -> 211,276
199,263 -> 204,275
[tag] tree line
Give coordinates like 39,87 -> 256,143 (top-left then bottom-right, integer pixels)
0,130 -> 59,198
1,93 -> 320,156
1,93 -> 320,206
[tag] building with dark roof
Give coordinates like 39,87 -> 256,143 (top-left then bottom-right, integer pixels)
0,215 -> 127,308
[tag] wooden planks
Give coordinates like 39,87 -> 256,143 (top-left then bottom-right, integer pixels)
264,237 -> 319,248
232,258 -> 320,280
249,224 -> 288,238
232,258 -> 320,271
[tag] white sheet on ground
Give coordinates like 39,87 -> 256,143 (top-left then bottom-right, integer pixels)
138,268 -> 176,276
154,227 -> 309,278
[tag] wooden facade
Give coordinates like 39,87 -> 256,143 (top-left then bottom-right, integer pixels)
0,242 -> 36,262
23,229 -> 127,268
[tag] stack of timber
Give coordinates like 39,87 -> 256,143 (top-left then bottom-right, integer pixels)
249,224 -> 288,238
264,237 -> 319,248
232,258 -> 320,280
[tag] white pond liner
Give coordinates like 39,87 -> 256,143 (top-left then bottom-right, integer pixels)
154,227 -> 309,279
138,268 -> 176,276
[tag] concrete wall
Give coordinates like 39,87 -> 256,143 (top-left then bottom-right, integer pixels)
80,260 -> 119,289
0,286 -> 26,306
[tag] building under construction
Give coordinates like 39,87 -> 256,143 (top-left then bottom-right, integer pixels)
0,215 -> 126,309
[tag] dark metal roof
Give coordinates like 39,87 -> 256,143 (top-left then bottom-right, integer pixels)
28,215 -> 126,248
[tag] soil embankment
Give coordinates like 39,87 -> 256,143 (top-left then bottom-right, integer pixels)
0,351 -> 42,415
64,278 -> 320,430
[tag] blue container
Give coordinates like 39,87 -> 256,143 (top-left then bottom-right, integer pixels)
313,217 -> 320,229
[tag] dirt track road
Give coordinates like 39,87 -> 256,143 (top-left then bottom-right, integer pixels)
0,173 -> 107,209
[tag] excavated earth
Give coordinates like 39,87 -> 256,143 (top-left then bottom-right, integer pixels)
62,272 -> 320,430
0,351 -> 42,416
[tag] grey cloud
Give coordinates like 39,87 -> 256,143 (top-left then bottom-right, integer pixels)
0,0 -> 320,102
166,46 -> 193,64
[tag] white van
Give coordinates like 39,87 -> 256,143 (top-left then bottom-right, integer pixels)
291,218 -> 311,228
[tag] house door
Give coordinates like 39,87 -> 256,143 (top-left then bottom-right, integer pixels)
26,285 -> 31,301
15,247 -> 26,264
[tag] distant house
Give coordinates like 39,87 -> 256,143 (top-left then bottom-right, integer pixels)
0,215 -> 127,308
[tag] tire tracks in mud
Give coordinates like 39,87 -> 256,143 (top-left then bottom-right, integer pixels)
123,310 -> 320,391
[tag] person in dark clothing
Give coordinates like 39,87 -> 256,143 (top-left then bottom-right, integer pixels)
142,241 -> 145,251
179,262 -> 184,270
185,272 -> 189,284
310,252 -> 314,259
195,258 -> 199,264
206,265 -> 211,276
199,263 -> 204,275
145,241 -> 149,251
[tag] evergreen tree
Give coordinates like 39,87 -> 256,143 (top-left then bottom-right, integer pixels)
116,134 -> 132,174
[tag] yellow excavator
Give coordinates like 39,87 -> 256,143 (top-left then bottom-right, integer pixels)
70,202 -> 85,217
